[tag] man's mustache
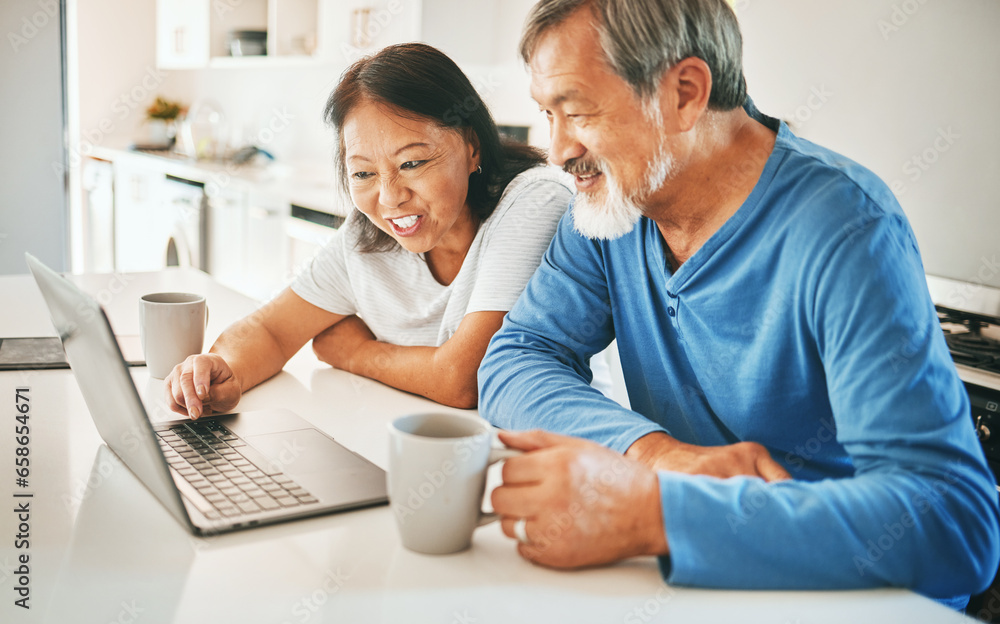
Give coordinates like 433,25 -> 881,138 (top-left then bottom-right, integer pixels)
564,157 -> 603,177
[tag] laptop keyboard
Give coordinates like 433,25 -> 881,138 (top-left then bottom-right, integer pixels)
156,420 -> 318,520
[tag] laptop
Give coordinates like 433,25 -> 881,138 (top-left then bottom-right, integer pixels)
26,253 -> 388,536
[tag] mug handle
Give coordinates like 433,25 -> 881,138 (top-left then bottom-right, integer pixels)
477,446 -> 523,527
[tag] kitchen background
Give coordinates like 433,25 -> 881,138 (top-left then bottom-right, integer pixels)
1,0 -> 998,310
3,1 -> 1000,613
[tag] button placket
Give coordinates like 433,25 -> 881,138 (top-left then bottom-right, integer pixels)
666,290 -> 679,323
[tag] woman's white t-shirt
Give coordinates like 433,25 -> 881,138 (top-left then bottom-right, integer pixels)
291,166 -> 573,347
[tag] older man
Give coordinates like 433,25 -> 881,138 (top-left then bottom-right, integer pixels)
479,0 -> 999,609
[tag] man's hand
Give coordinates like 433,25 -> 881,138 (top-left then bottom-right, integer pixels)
492,430 -> 669,569
164,353 -> 241,419
312,315 -> 378,374
626,432 -> 791,482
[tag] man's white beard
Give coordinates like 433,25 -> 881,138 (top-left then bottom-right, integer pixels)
571,142 -> 673,241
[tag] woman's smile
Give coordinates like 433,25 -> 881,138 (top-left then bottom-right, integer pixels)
342,100 -> 480,259
387,214 -> 422,235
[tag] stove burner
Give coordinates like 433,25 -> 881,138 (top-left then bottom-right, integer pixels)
945,333 -> 1000,371
939,307 -> 1000,373
949,332 -> 1000,355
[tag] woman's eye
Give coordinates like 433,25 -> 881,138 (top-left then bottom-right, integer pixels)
351,171 -> 374,181
400,160 -> 425,170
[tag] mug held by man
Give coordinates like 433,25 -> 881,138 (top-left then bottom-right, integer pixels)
388,413 -> 518,555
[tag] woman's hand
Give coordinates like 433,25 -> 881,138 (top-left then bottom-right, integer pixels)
312,315 -> 378,374
164,353 -> 242,419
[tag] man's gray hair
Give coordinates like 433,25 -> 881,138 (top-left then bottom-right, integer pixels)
520,0 -> 747,111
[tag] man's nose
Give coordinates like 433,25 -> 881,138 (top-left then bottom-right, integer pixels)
547,116 -> 586,168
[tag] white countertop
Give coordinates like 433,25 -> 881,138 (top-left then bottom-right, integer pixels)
90,140 -> 349,218
0,269 -> 972,624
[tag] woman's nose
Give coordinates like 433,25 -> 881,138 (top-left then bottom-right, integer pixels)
378,174 -> 410,208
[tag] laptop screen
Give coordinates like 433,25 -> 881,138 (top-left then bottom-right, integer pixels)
26,254 -> 193,530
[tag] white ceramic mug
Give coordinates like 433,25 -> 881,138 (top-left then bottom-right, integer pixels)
387,413 -> 519,555
139,292 -> 208,379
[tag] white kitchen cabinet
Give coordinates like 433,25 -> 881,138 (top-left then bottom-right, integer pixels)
286,204 -> 341,279
112,158 -> 170,273
156,0 -> 210,69
155,0 -> 518,70
244,192 -> 291,301
207,183 -> 249,293
206,183 -> 293,301
80,157 -> 116,273
156,0 -> 336,68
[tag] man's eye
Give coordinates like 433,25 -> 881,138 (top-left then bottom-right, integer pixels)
351,171 -> 374,180
401,160 -> 425,170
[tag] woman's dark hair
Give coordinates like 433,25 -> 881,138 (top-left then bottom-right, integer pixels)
324,43 -> 547,253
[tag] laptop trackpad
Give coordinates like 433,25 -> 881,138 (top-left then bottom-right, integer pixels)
244,429 -> 374,477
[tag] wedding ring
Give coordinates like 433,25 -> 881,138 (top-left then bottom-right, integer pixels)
513,517 -> 530,545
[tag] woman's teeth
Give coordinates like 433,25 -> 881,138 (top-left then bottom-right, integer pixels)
390,215 -> 419,229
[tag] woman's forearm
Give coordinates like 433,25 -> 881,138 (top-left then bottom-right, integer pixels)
209,288 -> 346,394
312,310 -> 506,408
208,314 -> 292,394
353,341 -> 480,408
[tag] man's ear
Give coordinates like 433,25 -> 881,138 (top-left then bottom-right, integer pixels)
660,57 -> 712,132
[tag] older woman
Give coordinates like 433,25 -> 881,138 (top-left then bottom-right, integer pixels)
164,43 -> 571,415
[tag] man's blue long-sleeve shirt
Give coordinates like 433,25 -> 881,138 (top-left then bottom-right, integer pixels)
478,118 -> 999,606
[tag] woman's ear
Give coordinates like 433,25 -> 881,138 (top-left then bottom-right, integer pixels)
464,128 -> 482,173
